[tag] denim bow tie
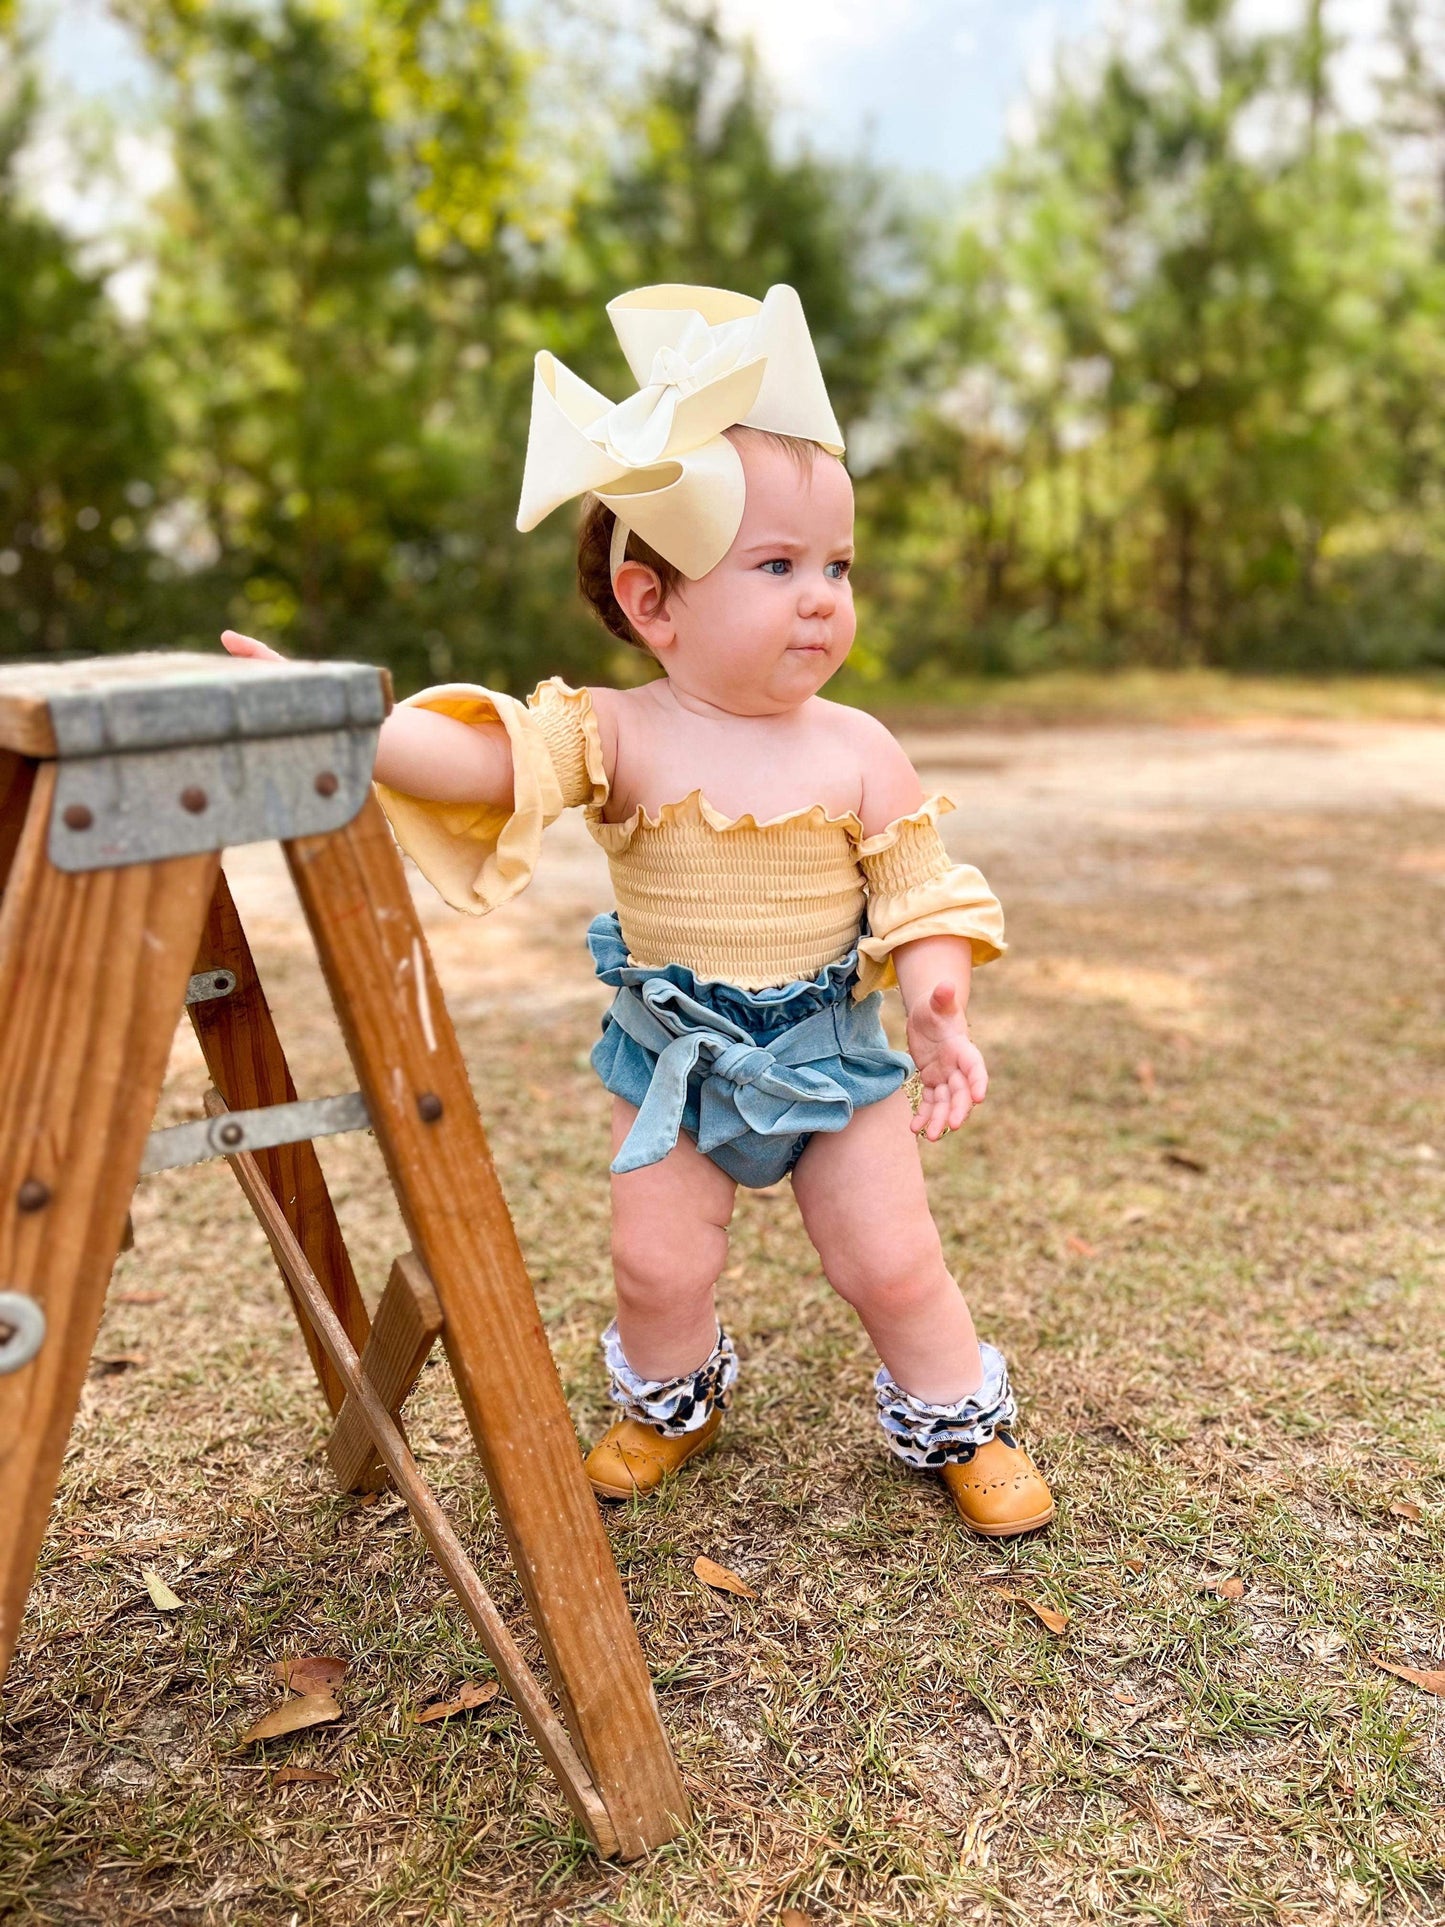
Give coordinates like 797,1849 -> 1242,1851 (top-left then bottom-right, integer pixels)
604,977 -> 858,1174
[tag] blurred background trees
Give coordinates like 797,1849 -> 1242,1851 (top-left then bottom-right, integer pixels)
5,0 -> 1445,687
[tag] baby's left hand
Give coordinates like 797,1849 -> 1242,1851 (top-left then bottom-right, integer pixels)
906,980 -> 988,1141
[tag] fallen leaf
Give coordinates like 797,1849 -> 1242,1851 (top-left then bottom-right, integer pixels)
694,1555 -> 758,1599
1134,1058 -> 1157,1095
413,1680 -> 499,1724
112,1290 -> 166,1306
1120,1205 -> 1151,1226
1390,1501 -> 1423,1523
1065,1235 -> 1098,1257
239,1692 -> 342,1745
993,1589 -> 1068,1634
1215,1576 -> 1245,1600
1374,1658 -> 1445,1697
272,1656 -> 348,1696
1163,1150 -> 1207,1174
272,1766 -> 338,1788
1121,1556 -> 1146,1574
141,1568 -> 183,1612
91,1353 -> 146,1375
780,1911 -> 812,1927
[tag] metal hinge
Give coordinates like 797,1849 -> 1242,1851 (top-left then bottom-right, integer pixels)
42,655 -> 386,872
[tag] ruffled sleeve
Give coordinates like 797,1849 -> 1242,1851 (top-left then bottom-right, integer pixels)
373,676 -> 608,915
852,796 -> 1006,999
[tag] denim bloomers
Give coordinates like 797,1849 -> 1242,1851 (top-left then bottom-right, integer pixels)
586,909 -> 913,1189
586,909 -> 1018,1466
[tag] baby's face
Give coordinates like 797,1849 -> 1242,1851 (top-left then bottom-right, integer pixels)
632,432 -> 856,715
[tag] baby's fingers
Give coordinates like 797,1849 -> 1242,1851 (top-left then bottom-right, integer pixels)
220,629 -> 285,662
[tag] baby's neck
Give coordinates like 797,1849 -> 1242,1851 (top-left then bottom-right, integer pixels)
653,678 -> 811,727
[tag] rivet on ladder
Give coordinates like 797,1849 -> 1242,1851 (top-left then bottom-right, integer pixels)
180,787 -> 209,814
416,1092 -> 443,1123
62,804 -> 92,832
16,1179 -> 50,1213
314,771 -> 339,797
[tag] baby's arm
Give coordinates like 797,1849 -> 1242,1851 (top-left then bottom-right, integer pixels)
221,629 -> 514,806
854,715 -> 989,1141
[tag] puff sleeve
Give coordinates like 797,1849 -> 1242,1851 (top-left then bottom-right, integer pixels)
373,676 -> 608,914
853,796 -> 1005,1000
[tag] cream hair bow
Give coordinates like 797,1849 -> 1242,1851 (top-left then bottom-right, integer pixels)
516,283 -> 845,580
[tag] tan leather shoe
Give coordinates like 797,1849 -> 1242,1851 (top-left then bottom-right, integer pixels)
585,1409 -> 724,1501
939,1430 -> 1055,1538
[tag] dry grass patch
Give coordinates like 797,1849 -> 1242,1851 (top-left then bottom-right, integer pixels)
1,755 -> 1443,1925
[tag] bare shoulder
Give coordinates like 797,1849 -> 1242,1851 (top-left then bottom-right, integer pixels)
580,682 -> 624,778
818,700 -> 924,836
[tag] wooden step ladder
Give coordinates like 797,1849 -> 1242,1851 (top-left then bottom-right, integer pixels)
0,651 -> 687,1861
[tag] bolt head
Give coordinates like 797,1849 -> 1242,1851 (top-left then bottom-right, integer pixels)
416,1092 -> 444,1124
62,803 -> 93,832
16,1179 -> 50,1213
218,1121 -> 245,1147
180,787 -> 208,814
314,770 -> 340,798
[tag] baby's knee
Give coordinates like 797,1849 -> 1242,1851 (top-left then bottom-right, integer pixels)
825,1228 -> 948,1315
611,1218 -> 727,1310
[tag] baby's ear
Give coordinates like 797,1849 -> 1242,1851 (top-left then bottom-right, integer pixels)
613,561 -> 675,646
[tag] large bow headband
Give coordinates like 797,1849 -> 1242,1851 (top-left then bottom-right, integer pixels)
515,282 -> 845,580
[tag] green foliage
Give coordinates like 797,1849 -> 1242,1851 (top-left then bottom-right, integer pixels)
0,44 -> 163,652
7,0 -> 1445,677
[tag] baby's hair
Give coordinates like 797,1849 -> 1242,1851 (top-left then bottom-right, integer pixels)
577,427 -> 831,651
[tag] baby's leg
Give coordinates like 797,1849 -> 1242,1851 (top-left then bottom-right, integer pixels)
608,1095 -> 738,1381
790,1089 -> 983,1403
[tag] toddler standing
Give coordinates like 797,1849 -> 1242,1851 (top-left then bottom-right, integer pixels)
224,283 -> 1053,1537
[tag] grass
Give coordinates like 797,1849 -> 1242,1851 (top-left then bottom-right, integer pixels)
1,719 -> 1443,1925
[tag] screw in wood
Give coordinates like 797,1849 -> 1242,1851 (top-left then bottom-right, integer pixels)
61,804 -> 93,832
314,771 -> 339,797
180,787 -> 209,814
416,1092 -> 444,1123
16,1179 -> 50,1213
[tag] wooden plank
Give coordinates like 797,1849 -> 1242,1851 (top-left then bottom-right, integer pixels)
283,794 -> 689,1860
324,1250 -> 442,1492
210,1122 -> 620,1859
188,870 -> 373,1431
0,763 -> 217,1682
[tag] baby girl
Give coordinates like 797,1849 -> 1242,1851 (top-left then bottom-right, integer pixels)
223,282 -> 1053,1538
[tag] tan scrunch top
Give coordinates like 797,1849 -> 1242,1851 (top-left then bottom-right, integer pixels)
374,677 -> 1005,1004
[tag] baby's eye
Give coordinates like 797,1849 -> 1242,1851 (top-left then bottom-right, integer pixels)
760,558 -> 791,576
825,559 -> 852,580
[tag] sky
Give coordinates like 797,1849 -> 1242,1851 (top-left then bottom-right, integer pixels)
36,0 -> 1103,183
33,0 -> 1397,191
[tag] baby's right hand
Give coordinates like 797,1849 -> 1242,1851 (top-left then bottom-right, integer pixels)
220,629 -> 285,663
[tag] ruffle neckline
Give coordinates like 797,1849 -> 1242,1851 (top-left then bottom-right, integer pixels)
587,784 -> 957,856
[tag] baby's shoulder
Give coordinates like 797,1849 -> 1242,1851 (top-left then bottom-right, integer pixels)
811,699 -> 924,838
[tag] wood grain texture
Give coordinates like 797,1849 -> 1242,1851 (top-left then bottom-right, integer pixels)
208,1125 -> 621,1856
188,870 -> 372,1427
325,1250 -> 442,1492
0,763 -> 217,1681
283,793 -> 689,1859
